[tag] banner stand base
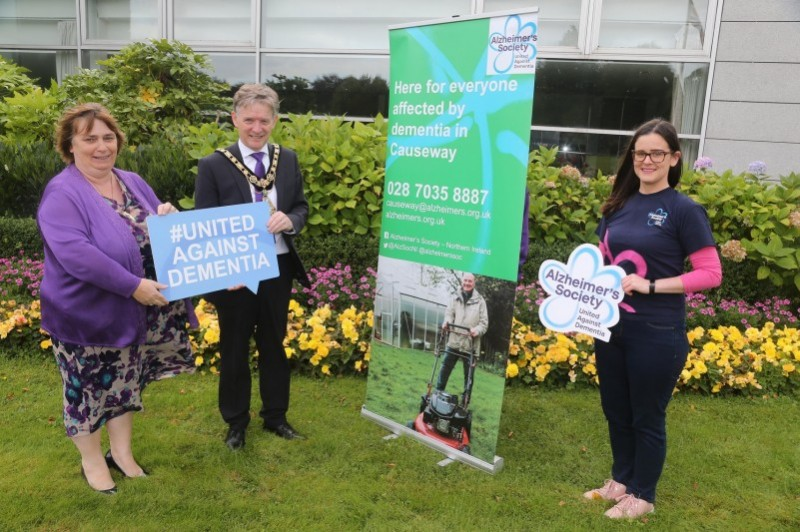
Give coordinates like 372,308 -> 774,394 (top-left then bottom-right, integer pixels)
361,406 -> 504,475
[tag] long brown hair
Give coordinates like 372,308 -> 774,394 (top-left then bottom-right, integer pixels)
601,118 -> 683,217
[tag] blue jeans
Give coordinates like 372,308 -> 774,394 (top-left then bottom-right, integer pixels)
594,316 -> 688,504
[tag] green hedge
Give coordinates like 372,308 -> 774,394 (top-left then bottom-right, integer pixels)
0,217 -> 41,257
2,115 -> 798,298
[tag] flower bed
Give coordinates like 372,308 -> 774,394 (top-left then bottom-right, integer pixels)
507,319 -> 799,395
2,261 -> 798,395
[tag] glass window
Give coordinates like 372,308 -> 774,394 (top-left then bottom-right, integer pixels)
0,49 -> 78,85
598,0 -> 710,50
0,50 -> 78,85
531,130 -> 699,177
204,53 -> 256,88
533,60 -> 708,134
85,0 -> 159,42
482,0 -> 582,47
0,0 -> 77,46
261,1 -> 471,50
261,54 -> 389,117
81,49 -> 116,69
174,0 -> 252,44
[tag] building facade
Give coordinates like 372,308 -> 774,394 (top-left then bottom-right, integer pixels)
1,0 -> 796,176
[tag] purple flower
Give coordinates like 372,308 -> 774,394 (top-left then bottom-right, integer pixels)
747,161 -> 767,175
693,156 -> 713,170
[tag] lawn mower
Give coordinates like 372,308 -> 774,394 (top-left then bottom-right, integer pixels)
411,323 -> 477,454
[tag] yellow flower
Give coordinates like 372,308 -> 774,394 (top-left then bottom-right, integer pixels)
355,360 -> 363,371
534,364 -> 550,382
284,347 -> 295,359
40,338 -> 52,350
289,299 -> 305,317
315,344 -> 330,358
139,86 -> 159,104
203,328 -> 219,345
194,355 -> 204,367
321,364 -> 331,376
506,362 -> 519,378
783,363 -> 796,375
314,305 -> 332,321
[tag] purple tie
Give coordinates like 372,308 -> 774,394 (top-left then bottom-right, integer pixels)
251,152 -> 266,202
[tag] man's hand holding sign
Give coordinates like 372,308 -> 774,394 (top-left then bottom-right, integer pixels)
538,243 -> 625,342
146,202 -> 279,301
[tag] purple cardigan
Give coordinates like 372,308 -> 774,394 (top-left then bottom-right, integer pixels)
37,164 -> 197,347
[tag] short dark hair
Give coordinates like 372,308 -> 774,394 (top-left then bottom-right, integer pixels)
55,103 -> 125,164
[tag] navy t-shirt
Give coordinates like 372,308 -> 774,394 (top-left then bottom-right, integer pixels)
596,187 -> 716,321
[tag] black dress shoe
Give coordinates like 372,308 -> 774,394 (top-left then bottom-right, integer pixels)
81,466 -> 117,495
263,422 -> 305,440
225,427 -> 246,450
105,450 -> 148,477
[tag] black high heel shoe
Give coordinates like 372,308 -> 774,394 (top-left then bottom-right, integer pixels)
105,450 -> 149,478
81,466 -> 117,495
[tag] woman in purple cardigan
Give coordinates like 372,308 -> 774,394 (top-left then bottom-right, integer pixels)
38,103 -> 197,494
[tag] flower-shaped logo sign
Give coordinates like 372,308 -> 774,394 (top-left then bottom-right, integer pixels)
487,13 -> 538,75
538,244 -> 626,341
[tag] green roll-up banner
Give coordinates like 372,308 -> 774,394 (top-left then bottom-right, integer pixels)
363,9 -> 538,473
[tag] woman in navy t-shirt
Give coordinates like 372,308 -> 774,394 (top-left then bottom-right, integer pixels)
583,119 -> 722,519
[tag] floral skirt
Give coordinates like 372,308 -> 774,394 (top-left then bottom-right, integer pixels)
52,302 -> 195,437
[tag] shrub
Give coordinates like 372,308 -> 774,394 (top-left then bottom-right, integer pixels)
0,55 -> 38,99
116,136 -> 196,205
0,86 -> 61,145
526,146 -> 611,245
293,233 -> 379,276
0,143 -> 63,217
272,113 -> 387,237
683,170 -> 800,293
0,218 -> 42,256
54,40 -> 231,146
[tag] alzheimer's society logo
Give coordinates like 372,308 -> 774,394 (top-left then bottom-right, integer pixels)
487,13 -> 538,75
647,208 -> 668,227
538,244 -> 625,341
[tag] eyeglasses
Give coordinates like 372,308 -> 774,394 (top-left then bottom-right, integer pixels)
632,150 -> 671,163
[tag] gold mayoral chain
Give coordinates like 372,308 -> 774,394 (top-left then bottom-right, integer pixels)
217,145 -> 281,190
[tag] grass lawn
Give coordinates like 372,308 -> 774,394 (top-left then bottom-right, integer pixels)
364,342 -> 505,463
1,356 -> 798,531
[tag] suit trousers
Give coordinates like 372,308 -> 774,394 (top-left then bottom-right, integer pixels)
214,254 -> 294,430
594,315 -> 688,504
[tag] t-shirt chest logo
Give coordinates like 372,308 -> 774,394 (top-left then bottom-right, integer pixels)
647,208 -> 668,227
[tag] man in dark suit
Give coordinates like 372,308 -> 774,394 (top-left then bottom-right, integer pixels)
195,84 -> 309,450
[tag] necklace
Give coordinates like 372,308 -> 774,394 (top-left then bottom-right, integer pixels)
217,145 -> 280,190
106,174 -> 117,202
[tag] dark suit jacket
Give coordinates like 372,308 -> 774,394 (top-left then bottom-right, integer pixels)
195,143 -> 310,295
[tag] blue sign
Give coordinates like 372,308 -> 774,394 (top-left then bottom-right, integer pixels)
147,203 -> 279,301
